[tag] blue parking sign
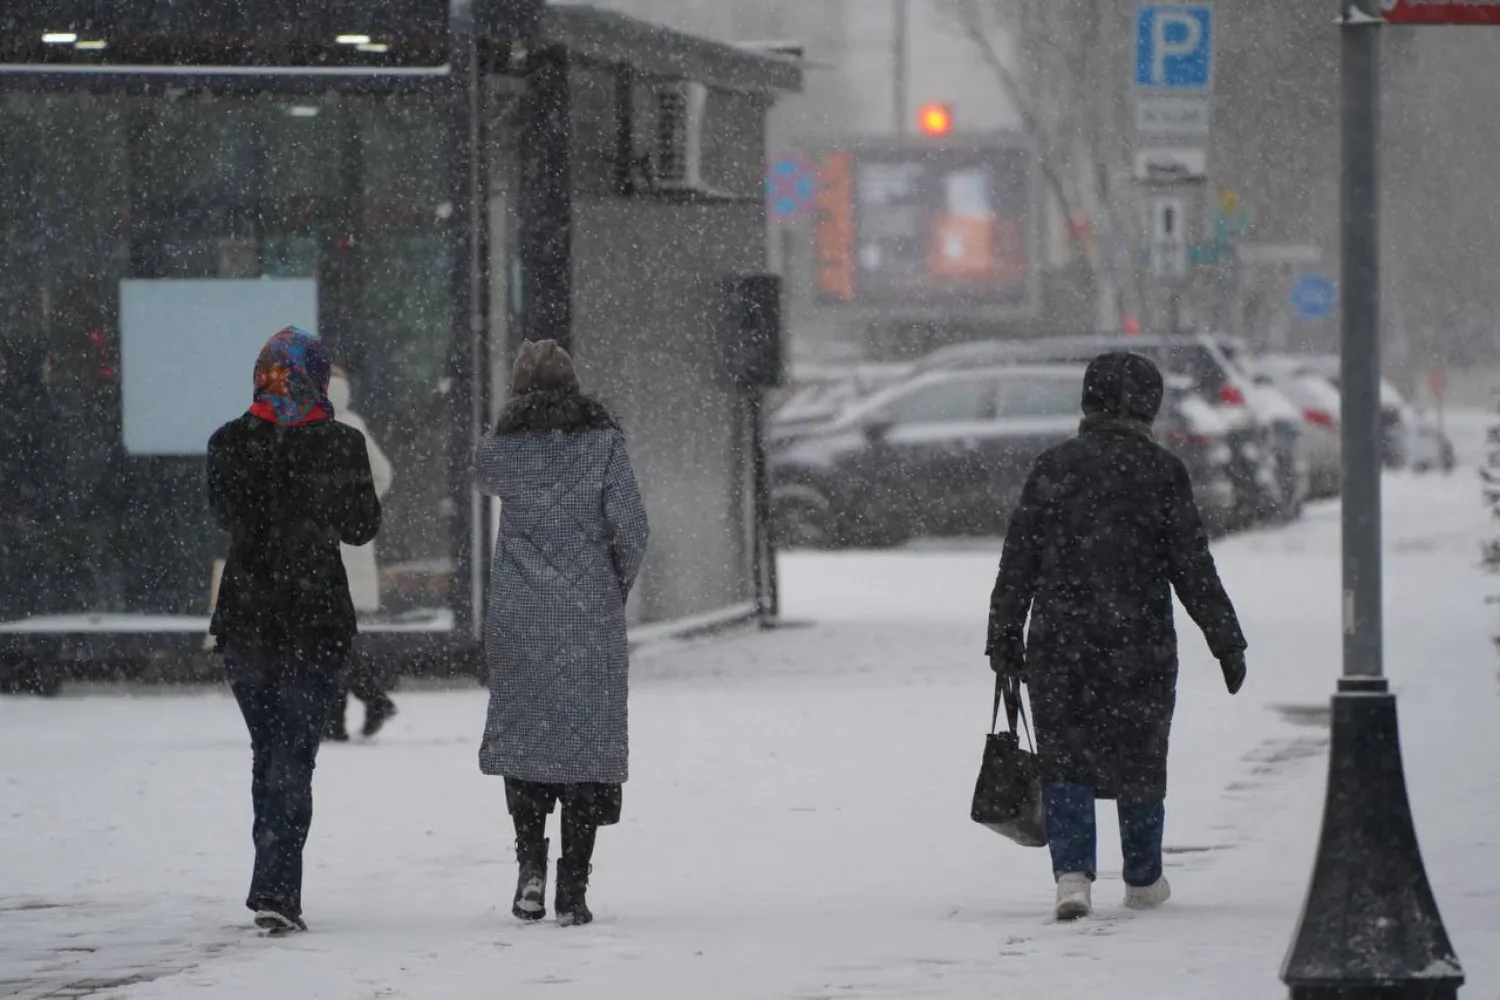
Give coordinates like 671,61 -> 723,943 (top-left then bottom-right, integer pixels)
1135,5 -> 1214,90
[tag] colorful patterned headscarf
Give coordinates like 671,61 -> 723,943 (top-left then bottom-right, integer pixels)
248,326 -> 334,426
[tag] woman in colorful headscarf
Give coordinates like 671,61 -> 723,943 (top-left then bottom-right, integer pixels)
207,326 -> 382,935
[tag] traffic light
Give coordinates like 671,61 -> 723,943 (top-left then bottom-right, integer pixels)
917,103 -> 953,137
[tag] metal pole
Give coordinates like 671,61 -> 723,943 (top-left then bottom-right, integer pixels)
1340,0 -> 1382,680
892,0 -> 908,133
1280,4 -> 1462,995
748,388 -> 774,626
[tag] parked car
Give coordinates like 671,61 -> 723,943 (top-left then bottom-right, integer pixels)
769,362 -> 914,445
1296,355 -> 1456,473
1249,354 -> 1345,500
916,334 -> 1290,526
1158,375 -> 1240,535
769,363 -> 1238,549
1211,339 -> 1310,521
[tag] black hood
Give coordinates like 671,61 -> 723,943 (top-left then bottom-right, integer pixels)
1081,351 -> 1164,423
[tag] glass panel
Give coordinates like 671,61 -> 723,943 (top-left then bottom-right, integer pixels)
0,89 -> 455,626
881,377 -> 992,425
996,375 -> 1083,419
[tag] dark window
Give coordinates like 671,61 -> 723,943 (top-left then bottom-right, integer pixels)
0,89 -> 456,622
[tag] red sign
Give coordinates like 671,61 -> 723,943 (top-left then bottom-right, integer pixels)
1380,1 -> 1500,24
813,151 -> 855,303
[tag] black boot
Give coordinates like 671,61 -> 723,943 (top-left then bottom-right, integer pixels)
512,837 -> 548,922
555,860 -> 593,927
361,695 -> 397,738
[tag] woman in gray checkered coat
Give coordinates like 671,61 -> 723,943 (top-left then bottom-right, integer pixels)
475,339 -> 649,928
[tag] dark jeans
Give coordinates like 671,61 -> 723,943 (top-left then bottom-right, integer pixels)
227,653 -> 345,919
1044,782 -> 1165,888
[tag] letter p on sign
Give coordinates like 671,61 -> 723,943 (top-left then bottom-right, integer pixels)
1135,5 -> 1214,91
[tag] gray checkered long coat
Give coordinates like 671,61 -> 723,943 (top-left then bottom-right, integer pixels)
475,392 -> 649,784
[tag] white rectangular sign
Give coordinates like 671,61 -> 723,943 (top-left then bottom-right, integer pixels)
1149,196 -> 1188,278
1236,242 -> 1324,266
1136,96 -> 1211,138
1134,146 -> 1208,183
120,278 -> 319,456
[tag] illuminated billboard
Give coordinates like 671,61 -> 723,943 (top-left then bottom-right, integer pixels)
813,137 -> 1039,318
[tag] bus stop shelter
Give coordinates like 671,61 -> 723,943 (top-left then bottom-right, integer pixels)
0,0 -> 799,685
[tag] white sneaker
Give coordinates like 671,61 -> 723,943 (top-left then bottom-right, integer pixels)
1054,872 -> 1092,921
1124,877 -> 1172,910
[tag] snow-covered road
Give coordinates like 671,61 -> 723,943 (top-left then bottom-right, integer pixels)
2,471 -> 1497,1000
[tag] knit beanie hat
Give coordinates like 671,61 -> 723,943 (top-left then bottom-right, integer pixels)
511,339 -> 581,396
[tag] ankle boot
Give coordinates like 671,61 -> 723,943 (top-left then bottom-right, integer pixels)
512,837 -> 549,921
555,859 -> 593,927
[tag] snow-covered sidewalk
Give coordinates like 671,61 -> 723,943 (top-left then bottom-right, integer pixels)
2,473 -> 1497,1000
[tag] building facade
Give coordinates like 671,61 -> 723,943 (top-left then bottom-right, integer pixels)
0,0 -> 799,681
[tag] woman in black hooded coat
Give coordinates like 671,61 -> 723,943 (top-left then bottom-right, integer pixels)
986,351 -> 1247,921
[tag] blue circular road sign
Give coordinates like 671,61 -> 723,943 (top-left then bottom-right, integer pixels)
1290,274 -> 1337,320
765,154 -> 815,221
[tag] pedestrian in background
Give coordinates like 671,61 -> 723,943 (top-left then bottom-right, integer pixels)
0,341 -> 51,623
986,351 -> 1247,922
323,364 -> 398,742
208,327 -> 381,934
475,339 -> 649,928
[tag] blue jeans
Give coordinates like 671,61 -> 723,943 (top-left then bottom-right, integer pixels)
227,653 -> 344,919
1044,783 -> 1165,888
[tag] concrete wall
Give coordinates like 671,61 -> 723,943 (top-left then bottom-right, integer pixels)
563,63 -> 765,623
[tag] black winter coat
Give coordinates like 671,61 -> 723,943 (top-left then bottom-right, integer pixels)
987,417 -> 1245,800
208,415 -> 381,660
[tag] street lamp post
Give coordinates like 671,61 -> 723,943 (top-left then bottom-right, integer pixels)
892,0 -> 908,134
1280,2 -> 1463,996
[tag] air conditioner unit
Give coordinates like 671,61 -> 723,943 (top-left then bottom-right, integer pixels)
652,80 -> 714,195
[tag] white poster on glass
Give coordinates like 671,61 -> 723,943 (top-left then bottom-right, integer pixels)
120,278 -> 318,456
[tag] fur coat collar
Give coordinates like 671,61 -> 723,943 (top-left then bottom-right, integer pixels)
494,391 -> 620,435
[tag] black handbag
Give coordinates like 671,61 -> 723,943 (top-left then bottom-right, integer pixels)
970,675 -> 1048,847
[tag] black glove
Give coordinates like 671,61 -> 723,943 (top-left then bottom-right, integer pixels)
1219,651 -> 1247,695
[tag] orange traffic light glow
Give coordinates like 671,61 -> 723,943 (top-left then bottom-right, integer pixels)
918,103 -> 953,136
